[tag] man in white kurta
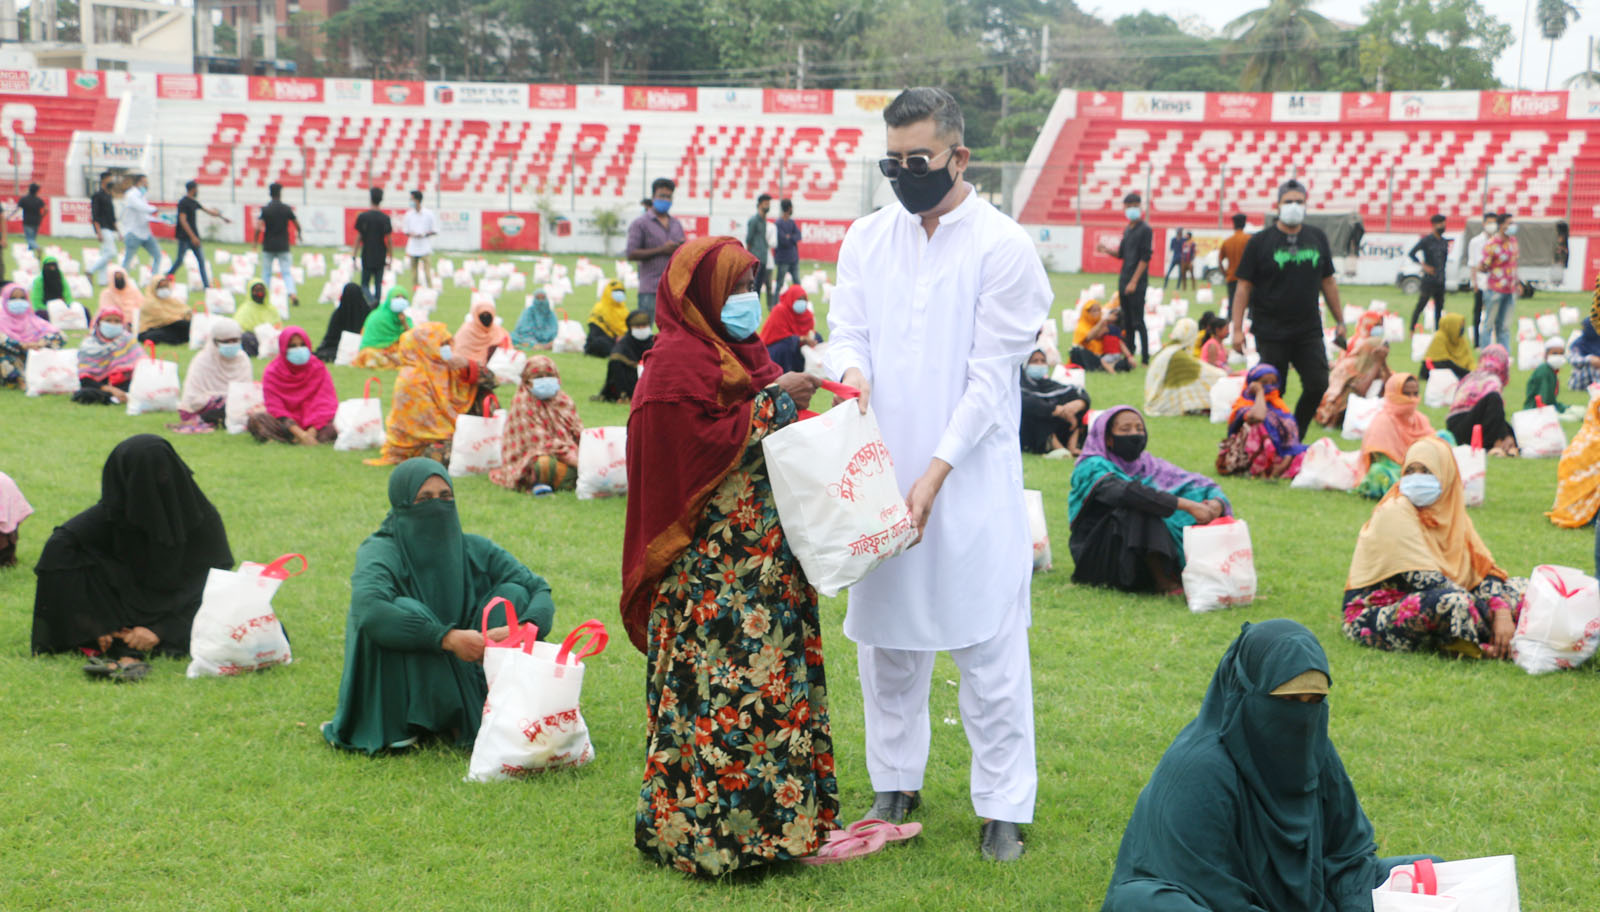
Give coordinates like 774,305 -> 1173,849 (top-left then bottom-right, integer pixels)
826,87 -> 1052,861
403,190 -> 439,290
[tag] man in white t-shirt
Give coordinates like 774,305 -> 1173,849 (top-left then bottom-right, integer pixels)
403,190 -> 439,289
1466,210 -> 1495,347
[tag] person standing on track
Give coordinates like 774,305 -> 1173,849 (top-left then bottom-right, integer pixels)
352,188 -> 393,305
254,182 -> 301,309
402,190 -> 438,291
1096,192 -> 1152,365
1408,214 -> 1449,333
88,172 -> 120,285
1230,179 -> 1346,436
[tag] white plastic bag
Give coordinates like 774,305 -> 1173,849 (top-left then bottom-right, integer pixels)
575,426 -> 628,500
761,397 -> 919,597
186,553 -> 302,677
1372,855 -> 1519,912
225,380 -> 263,434
46,298 -> 88,330
334,377 -> 385,452
1049,364 -> 1087,389
1423,369 -> 1458,410
1290,437 -> 1362,491
1181,518 -> 1256,613
1453,444 -> 1486,507
1342,394 -> 1381,441
448,398 -> 507,477
1411,333 -> 1431,363
334,330 -> 362,366
466,603 -> 608,782
1025,489 -> 1051,573
254,325 -> 280,360
1559,305 -> 1579,326
1511,565 -> 1600,674
1383,313 -> 1405,342
126,342 -> 181,415
1537,312 -> 1560,336
1511,405 -> 1566,458
1516,338 -> 1543,371
23,347 -> 78,396
205,287 -> 235,314
188,310 -> 213,351
487,346 -> 528,386
552,319 -> 585,354
1210,375 -> 1246,424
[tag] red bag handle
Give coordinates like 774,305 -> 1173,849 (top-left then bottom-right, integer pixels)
482,394 -> 501,416
1425,359 -> 1434,370
1537,394 -> 1546,408
819,379 -> 859,400
258,553 -> 307,579
1544,566 -> 1583,599
363,376 -> 379,400
555,619 -> 609,666
1412,858 -> 1438,895
480,596 -> 539,653
144,340 -> 156,360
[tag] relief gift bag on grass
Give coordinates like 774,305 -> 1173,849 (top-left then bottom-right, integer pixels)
1372,855 -> 1520,912
1209,375 -> 1246,424
1290,437 -> 1362,491
486,346 -> 528,386
23,347 -> 78,396
448,395 -> 507,477
1342,394 -> 1382,441
1510,565 -> 1600,674
1422,362 -> 1458,409
186,553 -> 303,677
126,341 -> 181,415
576,426 -> 629,500
761,386 -> 918,597
1454,428 -> 1486,507
466,599 -> 608,782
333,376 -> 385,452
225,380 -> 263,434
333,330 -> 362,366
1510,402 -> 1566,458
1181,517 -> 1256,613
1025,489 -> 1052,573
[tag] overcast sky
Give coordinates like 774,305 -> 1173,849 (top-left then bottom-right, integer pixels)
1101,0 -> 1594,90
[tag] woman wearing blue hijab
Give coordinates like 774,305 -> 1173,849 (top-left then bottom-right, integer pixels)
511,289 -> 559,349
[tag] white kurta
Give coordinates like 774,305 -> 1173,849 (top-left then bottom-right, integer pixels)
827,188 -> 1052,652
403,208 -> 438,257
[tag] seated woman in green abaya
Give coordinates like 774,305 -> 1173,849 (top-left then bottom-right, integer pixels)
322,458 -> 556,755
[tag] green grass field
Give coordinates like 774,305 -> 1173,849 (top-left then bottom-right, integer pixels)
2,237 -> 1597,910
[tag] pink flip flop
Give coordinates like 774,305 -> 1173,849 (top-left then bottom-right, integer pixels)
800,817 -> 921,865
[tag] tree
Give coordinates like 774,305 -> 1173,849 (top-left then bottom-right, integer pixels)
1226,0 -> 1342,90
323,0 -> 429,78
17,0 -> 81,42
1537,0 -> 1581,88
1355,0 -> 1513,90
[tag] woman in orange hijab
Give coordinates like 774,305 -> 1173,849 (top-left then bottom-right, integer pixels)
1356,373 -> 1437,499
1343,437 -> 1526,657
365,322 -> 490,466
622,236 -> 838,875
452,298 -> 510,364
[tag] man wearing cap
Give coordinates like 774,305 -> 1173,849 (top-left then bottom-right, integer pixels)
1095,192 -> 1152,365
1479,211 -> 1519,348
1408,214 -> 1450,333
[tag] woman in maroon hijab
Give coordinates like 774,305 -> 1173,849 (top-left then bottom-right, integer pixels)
623,236 -> 839,875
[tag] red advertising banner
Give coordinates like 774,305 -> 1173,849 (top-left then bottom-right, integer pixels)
1480,91 -> 1567,120
56,198 -> 93,228
1205,92 -> 1269,122
248,76 -> 324,103
157,74 -> 202,100
339,206 -> 411,248
373,80 -> 424,106
482,211 -> 541,251
529,84 -> 577,110
795,218 -> 852,262
1,196 -> 48,235
1340,91 -> 1389,122
678,216 -> 712,243
1076,91 -> 1123,120
623,85 -> 697,112
66,70 -> 105,98
763,89 -> 833,115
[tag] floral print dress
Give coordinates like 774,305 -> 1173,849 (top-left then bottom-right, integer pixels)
636,390 -> 838,875
1343,571 -> 1527,653
1,329 -> 66,387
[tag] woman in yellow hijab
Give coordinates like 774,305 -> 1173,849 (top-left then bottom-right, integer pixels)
1421,312 -> 1476,380
584,278 -> 629,357
1342,436 -> 1526,657
366,322 -> 491,466
1548,395 -> 1600,530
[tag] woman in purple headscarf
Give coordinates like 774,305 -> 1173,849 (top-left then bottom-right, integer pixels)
1068,406 -> 1232,595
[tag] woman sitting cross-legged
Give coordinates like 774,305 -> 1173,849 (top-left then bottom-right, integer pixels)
314,282 -> 372,362
1356,373 -> 1439,499
1070,301 -> 1127,373
171,317 -> 252,433
1020,349 -> 1089,456
30,255 -> 75,318
322,459 -> 555,754
367,322 -> 494,466
234,279 -> 281,358
511,289 -> 558,350
1419,312 -> 1475,380
135,275 -> 192,346
32,435 -> 234,681
1144,318 -> 1224,417
1343,437 -> 1528,658
72,306 -> 138,405
490,356 -> 584,494
351,287 -> 412,370
1216,364 -> 1307,480
1102,619 -> 1437,912
1068,406 -> 1231,596
0,282 -> 64,389
584,279 -> 629,357
453,297 -> 511,366
759,285 -> 824,374
595,309 -> 653,403
248,326 -> 338,445
1314,312 -> 1391,429
1445,344 -> 1516,456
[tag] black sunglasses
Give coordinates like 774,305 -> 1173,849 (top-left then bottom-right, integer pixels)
878,145 -> 957,179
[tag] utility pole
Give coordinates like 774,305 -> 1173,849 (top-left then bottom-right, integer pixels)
1039,24 -> 1049,76
797,44 -> 805,90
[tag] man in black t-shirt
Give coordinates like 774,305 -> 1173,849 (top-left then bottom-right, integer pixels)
88,171 -> 120,284
253,182 -> 301,307
14,183 -> 44,251
1407,213 -> 1450,332
1095,191 -> 1153,364
351,187 -> 393,304
1229,180 -> 1346,435
166,180 -> 229,289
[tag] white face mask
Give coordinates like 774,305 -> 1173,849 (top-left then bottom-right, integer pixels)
1483,223 -> 1497,235
1548,354 -> 1566,370
1277,202 -> 1306,227
1124,207 -> 1141,221
630,327 -> 651,341
1506,224 -> 1519,236
156,287 -> 172,299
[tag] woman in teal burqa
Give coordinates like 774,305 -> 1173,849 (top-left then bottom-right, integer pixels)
323,458 -> 556,754
1102,620 -> 1434,911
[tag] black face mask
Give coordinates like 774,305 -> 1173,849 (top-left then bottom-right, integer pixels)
1109,432 -> 1148,462
114,275 -> 126,289
890,160 -> 957,215
478,312 -> 493,327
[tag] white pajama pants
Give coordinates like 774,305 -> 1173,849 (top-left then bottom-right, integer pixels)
856,606 -> 1037,824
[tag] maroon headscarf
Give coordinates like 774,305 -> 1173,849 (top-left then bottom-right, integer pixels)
619,236 -> 781,652
261,325 -> 339,430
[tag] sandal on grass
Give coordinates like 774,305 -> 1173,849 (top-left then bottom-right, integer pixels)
83,661 -> 119,679
828,818 -> 922,847
110,661 -> 151,683
799,821 -> 892,865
